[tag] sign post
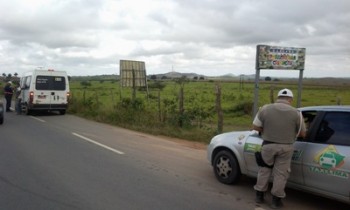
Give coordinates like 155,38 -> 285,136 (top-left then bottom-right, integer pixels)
253,45 -> 306,117
120,60 -> 149,100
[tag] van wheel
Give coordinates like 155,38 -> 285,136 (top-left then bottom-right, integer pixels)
59,110 -> 66,115
0,116 -> 3,124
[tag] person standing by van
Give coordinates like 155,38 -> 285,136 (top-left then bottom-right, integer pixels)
15,85 -> 22,114
4,81 -> 14,112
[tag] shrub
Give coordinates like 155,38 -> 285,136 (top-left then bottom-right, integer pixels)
230,100 -> 253,116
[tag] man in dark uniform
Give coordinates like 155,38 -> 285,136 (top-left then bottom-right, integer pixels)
4,81 -> 14,112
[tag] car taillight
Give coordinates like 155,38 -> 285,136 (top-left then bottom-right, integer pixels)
29,91 -> 34,104
67,92 -> 70,102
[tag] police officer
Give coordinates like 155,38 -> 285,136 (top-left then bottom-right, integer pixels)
252,88 -> 306,209
4,81 -> 14,112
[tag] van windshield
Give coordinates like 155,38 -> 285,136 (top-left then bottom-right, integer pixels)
36,76 -> 66,90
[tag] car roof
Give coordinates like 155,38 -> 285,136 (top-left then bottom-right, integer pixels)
299,105 -> 350,112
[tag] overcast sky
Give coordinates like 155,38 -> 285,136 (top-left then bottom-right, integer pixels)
0,0 -> 349,78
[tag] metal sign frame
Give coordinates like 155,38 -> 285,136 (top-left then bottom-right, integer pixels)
119,60 -> 149,100
120,60 -> 147,87
253,45 -> 306,117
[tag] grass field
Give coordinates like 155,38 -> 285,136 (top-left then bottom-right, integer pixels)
1,76 -> 348,143
67,77 -> 350,144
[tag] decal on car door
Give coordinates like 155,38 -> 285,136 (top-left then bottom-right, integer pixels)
244,143 -> 261,153
310,145 -> 348,179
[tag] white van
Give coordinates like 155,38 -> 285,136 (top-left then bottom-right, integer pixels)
20,69 -> 70,115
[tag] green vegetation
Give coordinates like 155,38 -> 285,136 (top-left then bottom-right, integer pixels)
67,77 -> 350,144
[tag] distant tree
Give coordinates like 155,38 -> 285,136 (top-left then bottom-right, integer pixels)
161,76 -> 167,80
199,76 -> 205,80
265,76 -> 272,81
148,81 -> 166,90
174,76 -> 189,87
7,73 -> 12,81
14,72 -> 18,77
193,76 -> 198,80
150,75 -> 157,80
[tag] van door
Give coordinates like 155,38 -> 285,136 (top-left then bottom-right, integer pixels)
21,75 -> 32,105
35,75 -> 67,108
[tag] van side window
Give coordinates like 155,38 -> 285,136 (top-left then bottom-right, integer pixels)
314,112 -> 350,146
36,76 -> 66,90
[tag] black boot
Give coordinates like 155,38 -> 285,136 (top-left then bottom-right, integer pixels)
271,195 -> 283,209
255,191 -> 264,203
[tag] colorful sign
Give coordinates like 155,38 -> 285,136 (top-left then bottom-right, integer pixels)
256,45 -> 306,70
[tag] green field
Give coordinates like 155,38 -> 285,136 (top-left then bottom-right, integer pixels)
68,78 -> 350,144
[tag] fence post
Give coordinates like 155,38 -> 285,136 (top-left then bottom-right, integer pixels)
270,85 -> 275,103
158,90 -> 161,122
94,90 -> 99,109
178,86 -> 184,127
215,84 -> 223,134
83,89 -> 86,104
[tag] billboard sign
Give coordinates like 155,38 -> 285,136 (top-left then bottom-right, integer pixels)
120,60 -> 147,87
256,45 -> 306,70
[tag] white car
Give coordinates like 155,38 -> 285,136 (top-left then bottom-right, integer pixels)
207,106 -> 350,204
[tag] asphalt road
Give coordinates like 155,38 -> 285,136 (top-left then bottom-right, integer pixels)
0,109 -> 349,210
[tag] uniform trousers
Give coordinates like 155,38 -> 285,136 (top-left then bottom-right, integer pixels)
254,143 -> 294,198
5,95 -> 13,111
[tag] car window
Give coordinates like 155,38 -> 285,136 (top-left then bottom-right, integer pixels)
302,111 -> 317,132
314,112 -> 350,146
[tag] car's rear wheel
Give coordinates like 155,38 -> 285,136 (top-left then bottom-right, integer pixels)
213,150 -> 241,184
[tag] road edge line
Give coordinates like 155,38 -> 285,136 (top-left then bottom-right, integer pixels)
72,132 -> 125,155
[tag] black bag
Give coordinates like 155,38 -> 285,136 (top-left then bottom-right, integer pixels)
255,151 -> 273,168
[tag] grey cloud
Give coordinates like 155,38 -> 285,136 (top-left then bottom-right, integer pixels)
0,0 -> 103,48
148,12 -> 172,27
0,0 -> 349,77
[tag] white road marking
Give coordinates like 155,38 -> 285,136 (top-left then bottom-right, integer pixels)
30,116 -> 46,122
72,132 -> 125,155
